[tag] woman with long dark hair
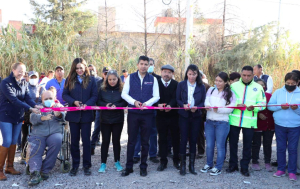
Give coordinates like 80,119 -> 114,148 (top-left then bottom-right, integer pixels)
97,70 -> 127,173
176,64 -> 206,176
200,72 -> 236,176
63,58 -> 98,176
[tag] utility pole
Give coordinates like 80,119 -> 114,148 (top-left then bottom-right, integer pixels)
185,0 -> 193,70
277,0 -> 282,38
222,0 -> 226,47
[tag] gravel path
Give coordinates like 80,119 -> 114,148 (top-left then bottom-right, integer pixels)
0,115 -> 299,189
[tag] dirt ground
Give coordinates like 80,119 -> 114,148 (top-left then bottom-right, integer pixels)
0,115 -> 299,189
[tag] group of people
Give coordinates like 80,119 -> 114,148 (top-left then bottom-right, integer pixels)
1,56 -> 300,186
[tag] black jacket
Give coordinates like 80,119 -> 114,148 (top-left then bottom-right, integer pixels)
152,73 -> 161,80
62,76 -> 98,123
156,78 -> 178,117
97,85 -> 127,124
176,80 -> 206,118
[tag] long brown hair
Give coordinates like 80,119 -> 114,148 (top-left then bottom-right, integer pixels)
65,58 -> 91,90
101,70 -> 123,92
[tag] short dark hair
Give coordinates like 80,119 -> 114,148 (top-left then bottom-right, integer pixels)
242,66 -> 253,73
138,56 -> 149,63
184,64 -> 203,85
149,58 -> 155,65
229,72 -> 241,81
122,69 -> 127,73
255,64 -> 263,69
292,70 -> 300,80
285,72 -> 299,83
88,64 -> 94,67
292,70 -> 300,86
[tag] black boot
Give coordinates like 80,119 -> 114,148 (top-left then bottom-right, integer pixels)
28,171 -> 42,186
189,153 -> 197,175
179,154 -> 186,176
173,161 -> 180,170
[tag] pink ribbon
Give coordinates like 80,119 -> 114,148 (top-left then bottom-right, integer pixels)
39,104 -> 300,113
41,106 -> 248,112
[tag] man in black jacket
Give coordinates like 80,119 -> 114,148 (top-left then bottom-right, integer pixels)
156,64 -> 180,171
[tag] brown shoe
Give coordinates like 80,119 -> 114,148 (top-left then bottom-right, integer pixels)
5,145 -> 21,175
0,146 -> 9,181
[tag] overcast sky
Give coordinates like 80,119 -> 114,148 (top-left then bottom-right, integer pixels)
1,0 -> 300,41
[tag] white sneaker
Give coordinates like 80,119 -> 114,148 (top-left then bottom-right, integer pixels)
201,165 -> 213,173
210,167 -> 221,176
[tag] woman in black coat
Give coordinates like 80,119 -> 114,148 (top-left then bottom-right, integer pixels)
62,58 -> 98,176
97,70 -> 127,173
176,64 -> 206,176
0,63 -> 40,181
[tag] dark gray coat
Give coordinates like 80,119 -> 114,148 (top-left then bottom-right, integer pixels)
30,103 -> 66,137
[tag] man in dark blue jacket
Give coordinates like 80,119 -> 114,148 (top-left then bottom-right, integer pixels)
121,56 -> 160,177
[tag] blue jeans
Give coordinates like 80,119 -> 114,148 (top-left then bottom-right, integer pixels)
205,120 -> 230,170
0,121 -> 23,148
275,124 -> 300,174
134,114 -> 157,158
17,130 -> 22,146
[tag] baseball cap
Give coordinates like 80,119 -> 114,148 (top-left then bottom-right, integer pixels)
28,71 -> 39,78
102,67 -> 109,73
55,66 -> 64,71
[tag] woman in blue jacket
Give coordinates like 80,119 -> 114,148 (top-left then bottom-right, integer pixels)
63,58 -> 98,177
268,72 -> 300,182
0,63 -> 40,181
176,64 -> 206,176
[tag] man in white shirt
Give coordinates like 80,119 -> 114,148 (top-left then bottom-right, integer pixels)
253,64 -> 273,93
121,56 -> 159,177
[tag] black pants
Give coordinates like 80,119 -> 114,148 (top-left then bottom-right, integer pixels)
101,122 -> 124,163
252,130 -> 274,164
69,122 -> 92,168
21,122 -> 31,151
91,111 -> 101,149
156,115 -> 180,165
126,113 -> 153,169
229,125 -> 254,170
197,120 -> 205,155
179,115 -> 202,154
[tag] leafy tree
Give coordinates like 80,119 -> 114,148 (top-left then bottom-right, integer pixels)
30,0 -> 96,33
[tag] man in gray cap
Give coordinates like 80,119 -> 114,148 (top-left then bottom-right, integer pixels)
156,64 -> 180,171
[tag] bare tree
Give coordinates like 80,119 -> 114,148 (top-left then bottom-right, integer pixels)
130,0 -> 166,56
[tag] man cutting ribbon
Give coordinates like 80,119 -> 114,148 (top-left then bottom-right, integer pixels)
226,65 -> 266,177
121,56 -> 160,177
